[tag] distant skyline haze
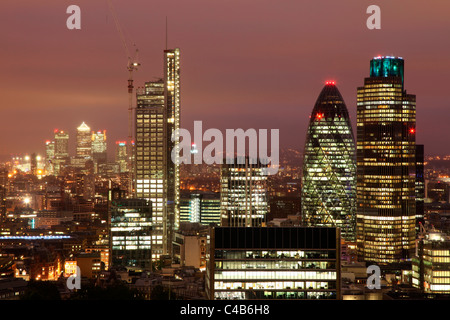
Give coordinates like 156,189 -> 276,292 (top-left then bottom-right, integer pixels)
1,1 -> 449,159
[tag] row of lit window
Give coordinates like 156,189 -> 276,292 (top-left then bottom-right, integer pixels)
216,261 -> 334,270
213,291 -> 336,300
137,114 -> 164,118
216,250 -> 334,260
112,245 -> 151,250
215,271 -> 337,280
112,240 -> 151,245
214,281 -> 334,290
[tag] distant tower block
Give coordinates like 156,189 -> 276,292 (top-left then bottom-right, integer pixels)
76,122 -> 92,159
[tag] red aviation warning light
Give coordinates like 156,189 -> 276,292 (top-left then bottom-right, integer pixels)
316,113 -> 324,120
410,128 -> 415,134
325,80 -> 336,85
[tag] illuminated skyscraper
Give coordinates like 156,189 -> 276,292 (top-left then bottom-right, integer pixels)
134,48 -> 181,262
136,79 -> 165,261
415,144 -> 425,232
53,129 -> 69,175
356,56 -> 416,264
164,48 -> 181,250
301,81 -> 357,241
220,157 -> 268,227
115,141 -> 128,173
54,130 -> 69,159
76,122 -> 92,159
45,140 -> 55,175
91,130 -> 107,165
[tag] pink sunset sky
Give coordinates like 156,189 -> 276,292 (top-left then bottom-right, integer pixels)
0,0 -> 449,159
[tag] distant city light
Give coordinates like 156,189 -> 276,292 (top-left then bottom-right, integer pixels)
0,235 -> 71,240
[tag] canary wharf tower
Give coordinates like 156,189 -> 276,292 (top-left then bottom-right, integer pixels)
301,81 -> 357,241
356,56 -> 416,264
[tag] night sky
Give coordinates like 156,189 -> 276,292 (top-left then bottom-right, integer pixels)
1,0 -> 449,159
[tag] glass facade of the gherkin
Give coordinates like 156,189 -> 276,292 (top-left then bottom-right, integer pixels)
301,82 -> 357,241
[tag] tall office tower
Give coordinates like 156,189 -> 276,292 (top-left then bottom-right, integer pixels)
220,157 -> 269,227
45,140 -> 55,175
76,122 -> 92,159
53,129 -> 69,175
54,130 -> 69,158
164,48 -> 181,253
91,130 -> 107,165
356,56 -> 417,264
115,141 -> 128,173
134,48 -> 180,262
301,81 -> 357,241
135,79 -> 165,262
415,145 -> 425,232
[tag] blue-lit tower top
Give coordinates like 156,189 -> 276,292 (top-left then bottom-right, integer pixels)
370,56 -> 404,84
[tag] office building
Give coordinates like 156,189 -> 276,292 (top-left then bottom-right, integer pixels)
206,226 -> 341,300
91,130 -> 107,165
110,196 -> 152,270
268,195 -> 301,221
301,81 -> 357,241
412,229 -> 450,294
135,48 -> 181,262
54,129 -> 69,159
135,79 -> 166,262
220,157 -> 268,227
76,252 -> 102,279
115,141 -> 128,173
53,129 -> 69,175
180,190 -> 221,225
76,122 -> 92,159
416,144 -> 425,231
427,181 -> 449,203
356,56 -> 417,264
173,222 -> 209,270
44,140 -> 55,175
164,48 -> 182,252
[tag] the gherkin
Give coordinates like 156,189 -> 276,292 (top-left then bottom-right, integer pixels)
301,81 -> 357,241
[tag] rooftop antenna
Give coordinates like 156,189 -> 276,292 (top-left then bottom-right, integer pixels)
165,16 -> 168,50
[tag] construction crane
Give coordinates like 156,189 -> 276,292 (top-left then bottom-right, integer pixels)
107,0 -> 139,194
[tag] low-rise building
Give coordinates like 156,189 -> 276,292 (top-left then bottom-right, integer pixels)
206,226 -> 341,300
412,229 -> 450,294
173,223 -> 209,270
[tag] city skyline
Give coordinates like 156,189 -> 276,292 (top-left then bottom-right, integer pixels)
1,1 -> 450,160
3,0 -> 450,307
